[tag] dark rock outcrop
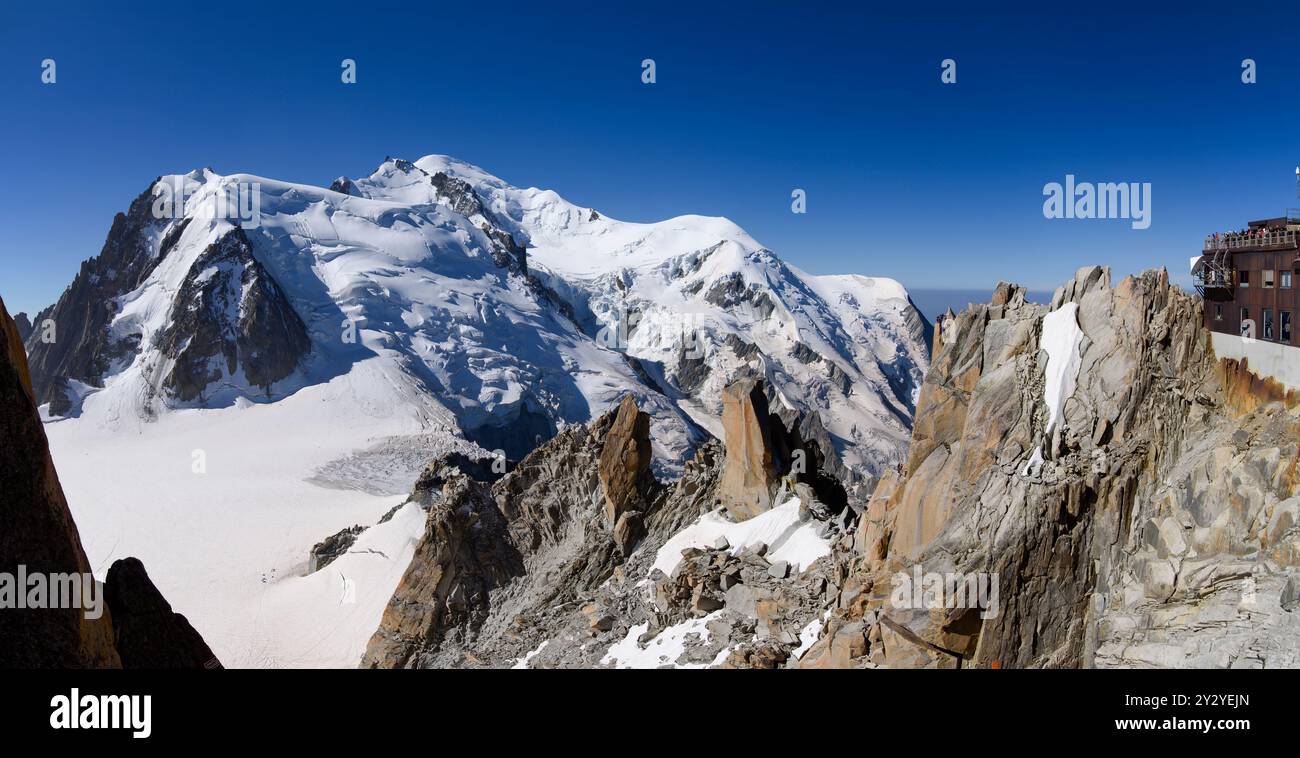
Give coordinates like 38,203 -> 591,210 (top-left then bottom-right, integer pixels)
104,558 -> 223,669
1,295 -> 219,669
0,295 -> 120,667
703,272 -> 777,319
25,180 -> 311,412
308,525 -> 367,573
771,406 -> 852,513
155,227 -> 310,401
329,176 -> 358,196
427,169 -> 527,274
13,312 -> 32,343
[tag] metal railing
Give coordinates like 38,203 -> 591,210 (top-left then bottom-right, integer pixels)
1203,229 -> 1299,251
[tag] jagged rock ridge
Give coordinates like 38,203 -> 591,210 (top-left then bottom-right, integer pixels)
362,392 -> 854,669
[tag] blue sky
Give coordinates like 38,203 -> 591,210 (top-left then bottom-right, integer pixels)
3,1 -> 1300,317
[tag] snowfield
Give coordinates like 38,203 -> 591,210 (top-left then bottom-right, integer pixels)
45,362 -> 441,668
40,153 -> 930,667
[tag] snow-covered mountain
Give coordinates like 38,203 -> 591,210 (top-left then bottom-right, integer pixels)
29,155 -> 930,479
25,156 -> 930,667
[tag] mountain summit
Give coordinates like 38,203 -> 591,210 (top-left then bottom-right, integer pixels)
28,155 -> 930,480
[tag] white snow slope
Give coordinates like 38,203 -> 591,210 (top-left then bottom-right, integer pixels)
42,154 -> 930,668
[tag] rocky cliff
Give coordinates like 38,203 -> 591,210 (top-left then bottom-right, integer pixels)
832,267 -> 1300,668
362,389 -> 856,668
0,294 -> 221,669
154,226 -> 309,402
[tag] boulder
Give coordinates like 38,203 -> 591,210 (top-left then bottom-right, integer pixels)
723,583 -> 773,619
612,511 -> 645,556
1282,576 -> 1299,613
581,603 -> 616,632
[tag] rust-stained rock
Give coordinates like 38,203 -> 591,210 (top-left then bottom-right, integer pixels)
1214,355 -> 1299,416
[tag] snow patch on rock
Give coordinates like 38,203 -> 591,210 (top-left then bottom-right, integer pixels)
649,497 -> 831,579
1041,302 -> 1084,435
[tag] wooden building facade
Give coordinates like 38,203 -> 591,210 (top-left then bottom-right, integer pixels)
1194,216 -> 1300,345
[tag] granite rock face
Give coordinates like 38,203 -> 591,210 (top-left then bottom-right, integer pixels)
359,265 -> 1300,669
717,377 -> 790,520
835,267 -> 1300,668
361,404 -> 725,668
361,475 -> 523,669
361,386 -> 861,669
362,410 -> 627,668
598,394 -> 654,530
716,377 -> 849,521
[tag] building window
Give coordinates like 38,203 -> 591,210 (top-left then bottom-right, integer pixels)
1283,311 -> 1293,343
1215,304 -> 1223,321
1284,270 -> 1293,289
1240,307 -> 1252,337
1240,270 -> 1250,287
1264,269 -> 1275,288
1264,308 -> 1274,340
